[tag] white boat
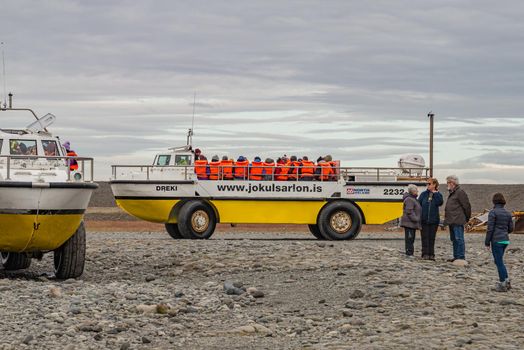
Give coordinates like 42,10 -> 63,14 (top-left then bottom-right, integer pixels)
0,99 -> 97,278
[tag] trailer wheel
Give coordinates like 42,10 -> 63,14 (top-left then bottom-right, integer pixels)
0,252 -> 31,270
317,201 -> 362,240
54,221 -> 86,279
177,201 -> 216,239
165,224 -> 184,239
308,224 -> 324,240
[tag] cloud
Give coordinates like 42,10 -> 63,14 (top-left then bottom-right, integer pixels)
1,1 -> 523,182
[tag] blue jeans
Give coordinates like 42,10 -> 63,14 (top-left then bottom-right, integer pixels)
491,243 -> 508,282
449,224 -> 465,260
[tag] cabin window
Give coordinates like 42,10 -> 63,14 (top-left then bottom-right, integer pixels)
42,140 -> 59,156
0,139 -> 2,154
10,139 -> 37,155
175,155 -> 191,166
156,155 -> 171,166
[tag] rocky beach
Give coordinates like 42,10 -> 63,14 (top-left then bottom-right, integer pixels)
1,230 -> 523,349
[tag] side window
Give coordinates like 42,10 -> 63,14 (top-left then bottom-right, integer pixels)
175,155 -> 191,165
156,155 -> 171,166
10,139 -> 38,155
0,139 -> 2,154
42,140 -> 59,156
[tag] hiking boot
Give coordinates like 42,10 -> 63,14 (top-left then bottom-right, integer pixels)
503,279 -> 512,291
429,255 -> 436,261
495,282 -> 508,292
421,255 -> 429,260
446,258 -> 456,262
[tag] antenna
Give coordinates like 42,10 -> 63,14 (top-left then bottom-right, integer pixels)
1,42 -> 6,109
187,92 -> 196,147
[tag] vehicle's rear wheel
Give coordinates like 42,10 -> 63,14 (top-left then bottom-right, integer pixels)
0,252 -> 31,270
54,221 -> 86,279
177,201 -> 216,239
317,201 -> 362,240
165,223 -> 184,239
308,224 -> 324,240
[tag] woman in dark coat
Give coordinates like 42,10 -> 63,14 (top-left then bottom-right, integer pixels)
485,193 -> 514,292
400,184 -> 422,257
418,178 -> 444,260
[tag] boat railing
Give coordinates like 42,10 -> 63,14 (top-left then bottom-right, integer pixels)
0,155 -> 95,182
111,164 -> 430,182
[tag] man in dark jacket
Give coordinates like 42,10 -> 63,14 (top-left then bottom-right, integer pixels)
418,178 -> 444,260
444,175 -> 471,261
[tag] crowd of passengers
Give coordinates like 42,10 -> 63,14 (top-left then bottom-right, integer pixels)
193,148 -> 339,181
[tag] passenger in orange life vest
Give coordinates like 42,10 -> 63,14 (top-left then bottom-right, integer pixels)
194,155 -> 210,180
234,155 -> 249,180
299,156 -> 315,181
317,156 -> 334,181
208,155 -> 221,180
287,155 -> 301,181
274,157 -> 289,181
220,155 -> 234,180
324,154 -> 338,181
63,141 -> 78,171
249,156 -> 264,181
262,158 -> 275,181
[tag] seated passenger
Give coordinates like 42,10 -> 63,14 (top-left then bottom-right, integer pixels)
234,156 -> 249,180
209,155 -> 221,180
263,158 -> 275,181
221,155 -> 234,180
194,155 -> 209,180
300,156 -> 315,181
287,155 -> 300,181
324,155 -> 338,181
249,156 -> 264,181
317,156 -> 333,181
275,157 -> 289,181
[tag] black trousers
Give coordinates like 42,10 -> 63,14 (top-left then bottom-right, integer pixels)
421,224 -> 438,257
404,228 -> 416,256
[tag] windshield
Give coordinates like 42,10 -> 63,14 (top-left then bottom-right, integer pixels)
156,155 -> 171,166
10,139 -> 37,155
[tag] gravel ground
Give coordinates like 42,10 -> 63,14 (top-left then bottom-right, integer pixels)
1,231 -> 524,350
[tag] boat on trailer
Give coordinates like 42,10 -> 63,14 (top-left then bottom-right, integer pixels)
0,96 -> 97,278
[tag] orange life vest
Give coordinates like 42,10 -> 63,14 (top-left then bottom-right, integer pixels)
263,162 -> 275,180
249,161 -> 264,180
300,160 -> 315,179
220,159 -> 234,180
318,161 -> 333,181
275,162 -> 290,181
234,160 -> 249,179
209,161 -> 221,180
194,160 -> 209,179
287,161 -> 301,180
67,151 -> 78,171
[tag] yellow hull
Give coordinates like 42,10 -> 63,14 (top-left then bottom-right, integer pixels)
0,214 -> 83,252
116,198 -> 402,225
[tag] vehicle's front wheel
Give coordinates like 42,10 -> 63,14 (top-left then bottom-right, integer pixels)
317,201 -> 362,240
308,224 -> 324,240
0,252 -> 31,270
177,201 -> 216,239
54,221 -> 86,279
165,223 -> 184,239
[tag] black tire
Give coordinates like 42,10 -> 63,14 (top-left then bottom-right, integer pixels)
54,221 -> 86,279
308,224 -> 324,240
177,201 -> 216,239
0,252 -> 31,270
165,223 -> 184,239
317,201 -> 362,240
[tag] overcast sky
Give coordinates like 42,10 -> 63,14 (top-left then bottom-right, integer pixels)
1,1 -> 523,183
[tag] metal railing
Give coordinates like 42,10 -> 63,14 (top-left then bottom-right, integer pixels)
0,155 -> 95,182
111,164 -> 430,182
